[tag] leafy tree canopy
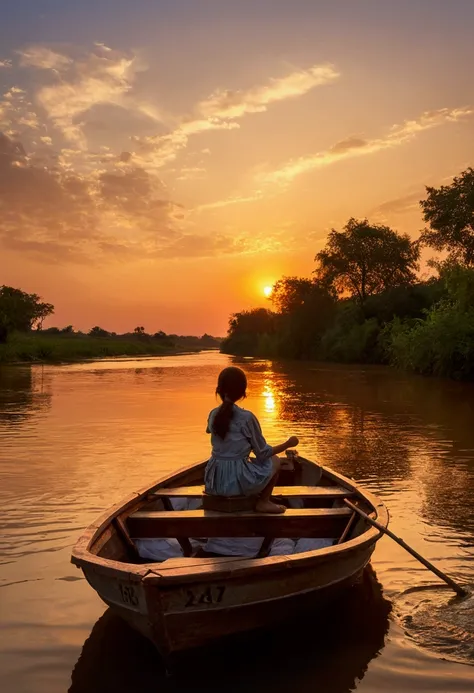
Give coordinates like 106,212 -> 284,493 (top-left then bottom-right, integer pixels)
314,218 -> 420,304
420,168 -> 474,265
0,285 -> 54,340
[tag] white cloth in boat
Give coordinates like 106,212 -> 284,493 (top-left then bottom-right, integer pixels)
204,404 -> 274,497
135,536 -> 334,561
134,499 -> 335,561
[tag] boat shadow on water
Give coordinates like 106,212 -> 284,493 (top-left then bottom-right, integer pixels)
69,564 -> 392,693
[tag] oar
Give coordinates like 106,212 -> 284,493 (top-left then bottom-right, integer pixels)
344,499 -> 469,597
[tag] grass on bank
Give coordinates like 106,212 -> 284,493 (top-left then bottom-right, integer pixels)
0,332 -> 198,363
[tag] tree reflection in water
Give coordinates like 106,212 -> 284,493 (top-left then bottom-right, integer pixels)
0,365 -> 52,426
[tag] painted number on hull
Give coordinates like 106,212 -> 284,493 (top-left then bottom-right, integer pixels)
185,586 -> 225,607
119,583 -> 139,606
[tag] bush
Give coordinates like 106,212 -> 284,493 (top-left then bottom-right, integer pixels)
382,265 -> 474,379
382,306 -> 474,379
322,316 -> 381,363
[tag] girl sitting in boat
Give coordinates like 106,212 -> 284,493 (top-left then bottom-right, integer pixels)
204,366 -> 299,514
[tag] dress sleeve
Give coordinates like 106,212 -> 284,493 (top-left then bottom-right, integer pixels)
242,413 -> 273,462
206,410 -> 214,434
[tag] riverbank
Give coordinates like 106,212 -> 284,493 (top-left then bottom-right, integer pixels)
0,332 -> 207,364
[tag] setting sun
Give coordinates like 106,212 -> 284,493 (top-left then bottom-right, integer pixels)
263,286 -> 273,298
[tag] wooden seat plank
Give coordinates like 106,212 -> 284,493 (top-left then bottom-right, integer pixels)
150,485 -> 353,500
127,507 -> 352,539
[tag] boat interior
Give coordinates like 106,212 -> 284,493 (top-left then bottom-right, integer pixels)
90,455 -> 372,565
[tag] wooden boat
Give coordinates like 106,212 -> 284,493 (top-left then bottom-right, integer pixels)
70,568 -> 391,692
71,453 -> 389,662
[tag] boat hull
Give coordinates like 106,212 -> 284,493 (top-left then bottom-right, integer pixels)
82,541 -> 374,655
72,456 -> 388,659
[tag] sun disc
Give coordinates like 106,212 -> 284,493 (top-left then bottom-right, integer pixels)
263,285 -> 272,297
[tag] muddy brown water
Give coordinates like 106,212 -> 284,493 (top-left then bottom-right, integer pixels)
0,352 -> 473,692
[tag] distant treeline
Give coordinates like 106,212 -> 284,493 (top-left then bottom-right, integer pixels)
0,286 -> 221,362
39,325 -> 221,350
222,168 -> 474,381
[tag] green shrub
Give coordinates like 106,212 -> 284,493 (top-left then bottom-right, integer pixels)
382,306 -> 474,379
322,318 -> 381,363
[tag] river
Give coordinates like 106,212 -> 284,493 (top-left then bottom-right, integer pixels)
0,352 -> 473,692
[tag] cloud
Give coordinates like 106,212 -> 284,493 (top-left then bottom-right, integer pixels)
16,43 -> 160,147
132,62 -> 339,170
195,191 -> 265,212
0,132 -> 250,263
0,59 -> 12,69
0,86 -> 40,136
176,166 -> 207,181
0,44 -> 343,260
131,120 -> 239,171
18,46 -> 72,70
328,136 -> 368,155
159,232 -> 250,259
259,106 -> 474,185
197,63 -> 339,120
372,191 -> 422,217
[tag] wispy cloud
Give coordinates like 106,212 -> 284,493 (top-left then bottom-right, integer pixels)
18,46 -> 72,71
132,63 -> 339,170
16,43 -> 160,147
176,166 -> 207,181
195,191 -> 265,212
131,120 -> 239,171
0,59 -> 12,69
0,86 -> 40,136
372,191 -> 422,217
259,106 -> 474,185
197,64 -> 339,120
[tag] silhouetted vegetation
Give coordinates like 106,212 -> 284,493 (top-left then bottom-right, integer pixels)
0,286 -> 54,343
0,291 -> 221,363
0,329 -> 222,363
419,168 -> 474,265
314,218 -> 420,305
222,168 -> 474,380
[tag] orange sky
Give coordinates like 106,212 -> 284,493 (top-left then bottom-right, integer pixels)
1,1 -> 474,336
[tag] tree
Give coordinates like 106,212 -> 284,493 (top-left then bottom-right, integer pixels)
228,308 -> 276,336
89,326 -> 109,337
314,218 -> 420,305
134,326 -> 145,335
271,277 -> 335,314
221,308 -> 277,356
269,276 -> 336,358
0,286 -> 54,341
420,168 -> 474,265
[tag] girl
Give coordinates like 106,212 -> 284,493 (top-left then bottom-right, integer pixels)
204,366 -> 299,514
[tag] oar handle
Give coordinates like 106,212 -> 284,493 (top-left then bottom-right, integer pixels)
344,499 -> 468,598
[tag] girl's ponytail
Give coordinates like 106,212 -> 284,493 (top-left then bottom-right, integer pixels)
212,399 -> 234,439
210,367 -> 247,439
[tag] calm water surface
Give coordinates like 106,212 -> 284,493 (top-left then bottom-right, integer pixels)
0,352 -> 473,692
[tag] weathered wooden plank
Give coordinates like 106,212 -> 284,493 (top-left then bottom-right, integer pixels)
112,516 -> 141,560
150,485 -> 353,499
127,507 -> 352,539
161,496 -> 193,556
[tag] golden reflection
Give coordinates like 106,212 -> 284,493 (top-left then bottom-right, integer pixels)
262,377 -> 278,418
263,388 -> 276,414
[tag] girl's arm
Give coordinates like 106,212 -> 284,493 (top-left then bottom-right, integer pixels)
269,436 -> 299,456
243,413 -> 299,460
